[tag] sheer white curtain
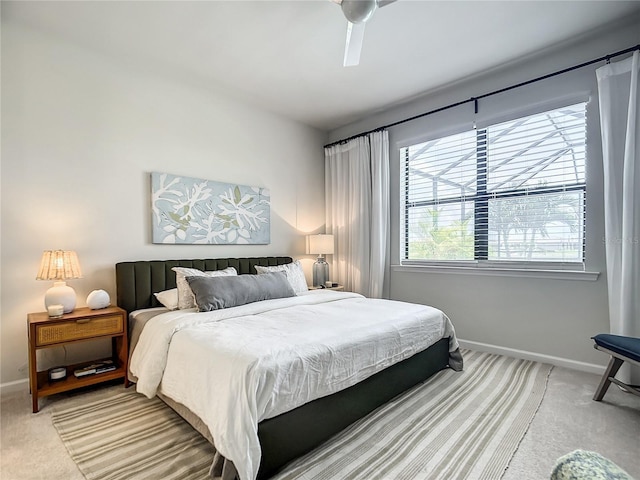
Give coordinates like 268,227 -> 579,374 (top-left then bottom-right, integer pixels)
324,130 -> 389,298
597,50 -> 639,381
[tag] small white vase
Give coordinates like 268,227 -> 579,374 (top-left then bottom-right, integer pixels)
86,290 -> 110,310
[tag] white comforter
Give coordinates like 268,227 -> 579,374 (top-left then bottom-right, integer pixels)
129,291 -> 459,480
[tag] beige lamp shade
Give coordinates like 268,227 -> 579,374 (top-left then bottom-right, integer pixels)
36,250 -> 83,280
36,250 -> 82,314
307,234 -> 334,255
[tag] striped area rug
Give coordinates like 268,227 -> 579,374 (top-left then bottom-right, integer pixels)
52,350 -> 551,480
51,391 -> 213,480
274,350 -> 551,480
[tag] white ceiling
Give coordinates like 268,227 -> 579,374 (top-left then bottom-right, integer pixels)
5,1 -> 640,131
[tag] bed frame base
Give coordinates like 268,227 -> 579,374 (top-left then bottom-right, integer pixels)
257,337 -> 450,479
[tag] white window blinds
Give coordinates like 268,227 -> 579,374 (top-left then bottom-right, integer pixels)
401,102 -> 587,263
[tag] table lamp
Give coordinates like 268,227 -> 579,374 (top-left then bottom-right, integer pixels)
307,234 -> 334,287
36,250 -> 83,314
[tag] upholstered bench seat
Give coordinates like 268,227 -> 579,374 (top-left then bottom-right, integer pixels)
592,333 -> 640,401
594,334 -> 640,363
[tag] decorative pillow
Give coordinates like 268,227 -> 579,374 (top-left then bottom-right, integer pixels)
254,260 -> 308,294
153,288 -> 178,310
172,266 -> 237,309
186,272 -> 295,311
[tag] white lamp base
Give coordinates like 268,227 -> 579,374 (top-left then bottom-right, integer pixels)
45,281 -> 77,313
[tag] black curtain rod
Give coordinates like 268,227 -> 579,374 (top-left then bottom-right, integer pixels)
324,43 -> 640,149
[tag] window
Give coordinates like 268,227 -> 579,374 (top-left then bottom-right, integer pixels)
401,102 -> 586,265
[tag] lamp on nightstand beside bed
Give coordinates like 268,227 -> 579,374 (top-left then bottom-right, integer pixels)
36,250 -> 83,314
307,234 -> 334,287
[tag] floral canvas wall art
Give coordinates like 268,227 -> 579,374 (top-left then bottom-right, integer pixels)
151,172 -> 270,244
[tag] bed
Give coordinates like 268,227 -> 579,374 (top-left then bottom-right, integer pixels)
116,256 -> 462,480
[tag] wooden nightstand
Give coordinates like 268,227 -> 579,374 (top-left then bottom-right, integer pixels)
27,306 -> 128,413
309,285 -> 344,291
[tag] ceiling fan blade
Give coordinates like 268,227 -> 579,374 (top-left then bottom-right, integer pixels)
377,0 -> 397,7
343,21 -> 366,67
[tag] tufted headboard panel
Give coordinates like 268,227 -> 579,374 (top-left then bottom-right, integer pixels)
115,256 -> 293,313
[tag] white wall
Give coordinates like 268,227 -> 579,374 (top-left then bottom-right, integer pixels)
328,16 -> 640,371
1,19 -> 327,388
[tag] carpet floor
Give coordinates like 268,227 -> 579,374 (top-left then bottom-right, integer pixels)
50,350 -> 550,480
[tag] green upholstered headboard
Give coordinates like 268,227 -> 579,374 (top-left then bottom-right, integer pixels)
115,256 -> 293,313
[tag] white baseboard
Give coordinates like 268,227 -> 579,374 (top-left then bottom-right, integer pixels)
0,378 -> 29,397
458,339 -> 606,375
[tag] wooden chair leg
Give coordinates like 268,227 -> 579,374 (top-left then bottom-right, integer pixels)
593,356 -> 624,401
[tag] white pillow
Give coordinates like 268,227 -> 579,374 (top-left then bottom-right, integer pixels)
154,288 -> 179,310
172,266 -> 237,309
254,260 -> 308,295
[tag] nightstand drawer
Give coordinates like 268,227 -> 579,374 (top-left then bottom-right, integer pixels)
36,315 -> 124,346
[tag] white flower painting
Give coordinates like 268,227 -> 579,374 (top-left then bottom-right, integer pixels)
151,172 -> 270,244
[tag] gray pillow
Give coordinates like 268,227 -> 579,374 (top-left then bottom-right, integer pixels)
185,272 -> 295,311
